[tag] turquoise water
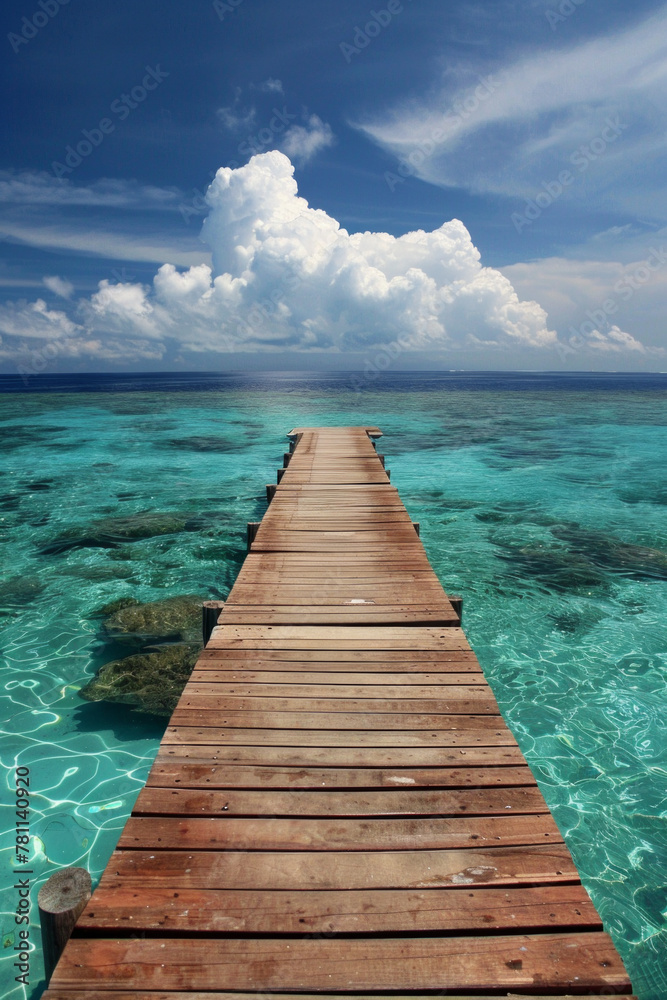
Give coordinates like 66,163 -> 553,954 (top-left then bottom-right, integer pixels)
1,372 -> 666,998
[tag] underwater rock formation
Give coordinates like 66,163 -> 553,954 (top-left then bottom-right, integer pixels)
80,594 -> 207,715
166,435 -> 238,452
101,594 -> 204,646
39,511 -> 196,554
90,597 -> 143,617
551,525 -> 667,580
0,575 -> 44,608
79,642 -> 201,716
493,539 -> 607,592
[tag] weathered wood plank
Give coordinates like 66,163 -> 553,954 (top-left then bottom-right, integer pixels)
175,692 -> 499,713
162,727 -> 519,747
195,648 -> 481,667
51,933 -> 631,992
132,785 -> 549,817
168,709 -> 504,729
44,993 -> 638,1000
146,762 -> 537,789
118,813 -> 562,851
187,672 -> 487,687
219,609 -> 459,625
98,845 -> 581,890
152,744 -> 529,766
76,883 -> 601,934
231,580 -> 443,591
207,624 -> 472,649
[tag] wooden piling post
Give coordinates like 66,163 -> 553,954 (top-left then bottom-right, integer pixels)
283,452 -> 291,467
413,522 -> 420,536
277,468 -> 285,483
449,595 -> 463,623
247,522 -> 260,551
38,866 -> 91,983
377,454 -> 385,467
202,600 -> 226,645
266,484 -> 277,503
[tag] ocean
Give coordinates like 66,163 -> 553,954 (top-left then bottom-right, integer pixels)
1,370 -> 666,998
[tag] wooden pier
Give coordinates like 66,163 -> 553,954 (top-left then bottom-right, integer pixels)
44,426 -> 634,998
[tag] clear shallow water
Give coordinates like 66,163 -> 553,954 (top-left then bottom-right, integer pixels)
0,371 -> 666,999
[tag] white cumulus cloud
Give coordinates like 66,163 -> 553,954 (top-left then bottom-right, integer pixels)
0,151 -> 571,364
0,298 -> 83,341
585,326 -> 647,353
502,255 -> 667,356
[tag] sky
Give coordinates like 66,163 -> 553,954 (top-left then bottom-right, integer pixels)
2,0 -> 667,374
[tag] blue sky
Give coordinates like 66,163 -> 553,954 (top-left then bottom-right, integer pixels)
1,0 -> 666,372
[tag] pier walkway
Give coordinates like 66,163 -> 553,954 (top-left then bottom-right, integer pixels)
44,426 -> 634,998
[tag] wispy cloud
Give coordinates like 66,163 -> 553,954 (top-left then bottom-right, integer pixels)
0,170 -> 182,208
0,219 -> 209,267
43,275 -> 74,299
254,78 -> 284,94
216,87 -> 257,131
355,7 -> 667,218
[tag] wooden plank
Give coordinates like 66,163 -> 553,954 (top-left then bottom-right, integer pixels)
152,744 -> 529,766
175,692 -> 499,713
51,933 -> 631,992
162,727 -> 522,748
118,814 -> 562,851
99,844 -> 582,890
168,709 -> 504,729
195,649 -> 481,668
44,993 -> 638,1000
207,625 -> 472,649
225,587 -> 449,604
132,785 -> 549,816
218,609 -> 459,625
249,537 -> 421,548
76,883 -> 601,933
146,762 -> 538,789
187,671 -> 486,686
230,574 -> 447,586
